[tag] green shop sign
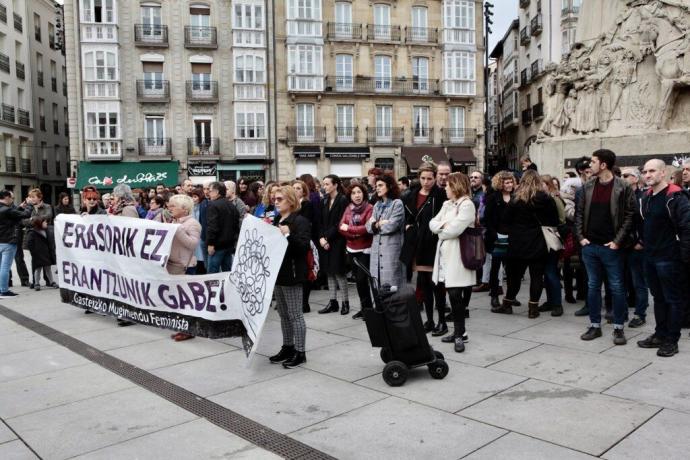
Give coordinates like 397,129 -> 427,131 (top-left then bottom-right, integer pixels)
76,161 -> 179,189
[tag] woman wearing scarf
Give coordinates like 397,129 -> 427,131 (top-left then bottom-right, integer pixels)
145,195 -> 167,222
339,182 -> 374,319
110,184 -> 139,326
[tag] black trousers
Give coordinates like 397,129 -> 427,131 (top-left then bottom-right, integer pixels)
448,287 -> 471,336
418,271 -> 443,324
349,252 -> 373,310
489,255 -> 506,297
13,232 -> 29,284
506,257 -> 547,303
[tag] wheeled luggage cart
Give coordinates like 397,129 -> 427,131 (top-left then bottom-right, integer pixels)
353,258 -> 449,386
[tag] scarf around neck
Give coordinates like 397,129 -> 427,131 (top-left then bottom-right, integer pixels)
349,201 -> 368,226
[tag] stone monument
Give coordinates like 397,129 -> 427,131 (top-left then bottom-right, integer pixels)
530,0 -> 690,175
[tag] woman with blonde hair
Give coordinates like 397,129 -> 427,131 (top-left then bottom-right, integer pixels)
269,185 -> 311,368
430,172 -> 476,352
498,170 -> 559,318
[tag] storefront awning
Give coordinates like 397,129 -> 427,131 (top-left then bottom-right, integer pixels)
324,147 -> 370,159
293,146 -> 321,158
76,161 -> 179,190
447,147 -> 477,165
401,147 -> 447,172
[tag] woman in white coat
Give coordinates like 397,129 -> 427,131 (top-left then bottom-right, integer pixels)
430,172 -> 476,353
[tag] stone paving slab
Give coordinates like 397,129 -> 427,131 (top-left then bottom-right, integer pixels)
459,379 -> 660,456
72,418 -> 280,460
0,420 -> 17,444
6,387 -> 198,460
71,323 -> 172,351
0,363 -> 135,419
427,331 -> 541,367
0,440 -> 38,460
152,350 -> 302,397
291,396 -> 506,460
463,432 -> 598,460
210,369 -> 387,434
463,309 -> 552,337
489,344 -> 649,392
602,409 -> 690,460
329,321 -> 372,342
0,330 -> 55,357
356,360 -> 526,413
0,345 -> 89,384
604,362 -> 690,413
301,338 -> 383,382
107,337 -> 233,371
47,314 -> 120,336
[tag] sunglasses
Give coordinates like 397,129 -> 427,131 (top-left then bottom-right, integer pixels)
85,197 -> 99,201
274,197 -> 284,202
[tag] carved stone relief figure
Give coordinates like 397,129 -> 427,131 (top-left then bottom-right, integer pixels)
609,48 -> 638,123
572,58 -> 600,134
563,89 -> 578,135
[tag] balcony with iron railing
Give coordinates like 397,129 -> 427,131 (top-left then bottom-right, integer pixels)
186,81 -> 218,103
324,76 -> 440,96
520,26 -> 530,45
503,74 -> 515,92
134,24 -> 169,47
532,102 -> 544,120
53,120 -> 59,134
51,77 -> 57,92
326,22 -> 363,41
412,127 -> 433,144
16,61 -> 24,80
366,24 -> 401,43
184,26 -> 217,49
17,109 -> 30,127
188,137 -> 220,156
137,80 -> 170,103
562,5 -> 580,17
366,127 -> 404,145
13,12 -> 21,32
334,126 -> 359,143
139,138 -> 172,157
0,4 -> 6,24
522,108 -> 533,125
520,68 -> 531,87
531,15 -> 543,35
531,59 -> 543,78
1,104 -> 15,124
20,158 -> 31,174
0,53 -> 9,73
405,27 -> 438,44
5,156 -> 15,172
442,128 -> 477,146
287,126 -> 326,144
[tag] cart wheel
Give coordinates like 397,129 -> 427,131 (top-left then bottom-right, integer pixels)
383,361 -> 408,387
433,350 -> 445,361
380,348 -> 392,363
428,360 -> 449,380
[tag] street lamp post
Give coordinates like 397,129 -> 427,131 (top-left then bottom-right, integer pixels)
484,2 -> 494,173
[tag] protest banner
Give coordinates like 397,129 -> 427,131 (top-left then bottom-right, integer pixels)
54,214 -> 287,354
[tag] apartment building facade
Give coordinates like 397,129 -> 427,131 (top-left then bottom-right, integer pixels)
491,0 -> 580,170
30,0 -> 70,204
64,0 -> 274,191
0,0 -> 35,198
275,0 -> 485,181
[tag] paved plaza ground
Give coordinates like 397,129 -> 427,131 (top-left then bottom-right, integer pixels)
1,263 -> 690,459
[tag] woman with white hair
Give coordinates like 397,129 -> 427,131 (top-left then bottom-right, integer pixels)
110,184 -> 140,218
166,194 -> 201,342
224,180 -> 247,220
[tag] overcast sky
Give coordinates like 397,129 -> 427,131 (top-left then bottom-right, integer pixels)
488,0 -> 518,54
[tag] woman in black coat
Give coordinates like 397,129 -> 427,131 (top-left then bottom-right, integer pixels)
401,163 -> 447,334
26,217 -> 57,290
499,170 -> 559,318
55,192 -> 76,216
291,180 -> 316,313
269,185 -> 312,369
484,171 -> 517,310
317,174 -> 350,315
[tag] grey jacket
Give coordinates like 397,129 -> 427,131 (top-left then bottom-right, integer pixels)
574,176 -> 635,247
366,199 -> 405,289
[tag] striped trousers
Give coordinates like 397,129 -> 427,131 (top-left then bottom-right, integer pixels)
275,284 -> 306,352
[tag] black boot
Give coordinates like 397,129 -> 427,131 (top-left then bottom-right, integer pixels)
269,345 -> 295,363
302,303 -> 311,313
423,320 -> 434,332
551,305 -> 564,317
490,296 -> 501,309
340,301 -> 350,315
528,301 -> 540,319
282,351 -> 306,368
431,322 -> 448,337
492,298 -> 514,314
574,304 -> 589,317
538,302 -> 553,312
318,300 -> 339,314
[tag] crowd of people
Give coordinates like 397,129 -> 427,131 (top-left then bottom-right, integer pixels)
0,147 -> 688,369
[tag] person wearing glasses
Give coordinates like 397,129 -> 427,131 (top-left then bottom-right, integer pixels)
81,187 -> 106,215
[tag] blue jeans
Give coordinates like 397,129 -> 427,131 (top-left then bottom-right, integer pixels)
207,248 -> 233,274
544,251 -> 562,306
581,244 -> 627,327
627,249 -> 649,319
0,243 -> 18,293
645,258 -> 684,343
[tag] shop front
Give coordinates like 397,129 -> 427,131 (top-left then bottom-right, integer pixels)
187,162 -> 218,185
324,147 -> 369,180
294,146 -> 321,178
401,147 -> 447,176
217,162 -> 266,183
75,161 -> 180,190
447,147 -> 478,173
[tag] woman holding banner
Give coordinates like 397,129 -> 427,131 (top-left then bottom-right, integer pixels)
269,185 -> 311,369
111,184 -> 139,326
81,187 -> 106,215
166,194 -> 202,342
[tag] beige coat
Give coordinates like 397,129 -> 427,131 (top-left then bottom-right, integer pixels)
167,215 -> 201,275
429,197 -> 476,288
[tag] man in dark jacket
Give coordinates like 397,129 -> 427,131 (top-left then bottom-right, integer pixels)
637,160 -> 690,357
575,149 -> 635,345
0,190 -> 32,297
206,182 -> 240,274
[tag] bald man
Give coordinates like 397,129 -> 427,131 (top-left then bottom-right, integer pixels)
637,159 -> 690,357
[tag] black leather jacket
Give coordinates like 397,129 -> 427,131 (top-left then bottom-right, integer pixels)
0,204 -> 32,244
